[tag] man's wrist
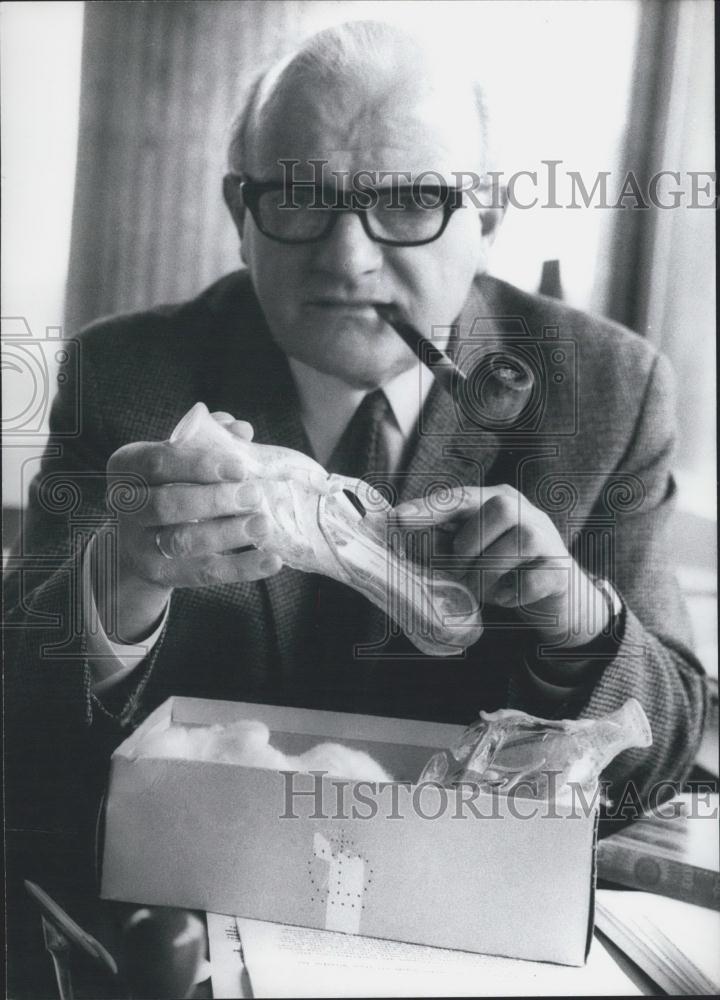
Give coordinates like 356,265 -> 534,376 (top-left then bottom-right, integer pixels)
526,578 -> 625,689
111,575 -> 172,644
91,543 -> 171,644
82,537 -> 171,694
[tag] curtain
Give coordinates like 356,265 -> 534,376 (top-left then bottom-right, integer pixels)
64,0 -> 308,335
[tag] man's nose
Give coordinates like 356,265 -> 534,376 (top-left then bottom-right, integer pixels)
311,211 -> 384,277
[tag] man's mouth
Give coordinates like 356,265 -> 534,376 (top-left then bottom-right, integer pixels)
306,298 -> 388,310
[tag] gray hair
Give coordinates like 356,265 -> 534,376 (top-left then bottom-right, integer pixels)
227,20 -> 492,177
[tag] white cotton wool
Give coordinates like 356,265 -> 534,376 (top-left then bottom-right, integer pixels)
134,719 -> 393,782
135,724 -> 204,760
296,742 -> 393,783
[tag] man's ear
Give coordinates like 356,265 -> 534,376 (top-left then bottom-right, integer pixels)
473,184 -> 506,275
222,174 -> 246,235
478,182 -> 507,245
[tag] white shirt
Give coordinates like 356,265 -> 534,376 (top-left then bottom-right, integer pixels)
87,359 -> 434,692
288,357 -> 434,468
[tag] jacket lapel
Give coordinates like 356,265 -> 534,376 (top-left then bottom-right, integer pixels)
397,383 -> 501,502
397,279 -> 503,501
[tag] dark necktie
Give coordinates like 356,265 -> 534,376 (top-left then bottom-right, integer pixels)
307,390 -> 393,704
327,388 -> 392,480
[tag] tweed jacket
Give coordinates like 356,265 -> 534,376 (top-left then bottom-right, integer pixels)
4,271 -> 707,860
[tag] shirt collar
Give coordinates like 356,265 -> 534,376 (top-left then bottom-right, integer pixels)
288,356 -> 435,459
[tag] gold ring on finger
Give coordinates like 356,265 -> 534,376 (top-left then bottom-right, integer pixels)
154,530 -> 174,560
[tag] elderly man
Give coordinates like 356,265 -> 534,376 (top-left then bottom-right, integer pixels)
5,21 -> 706,906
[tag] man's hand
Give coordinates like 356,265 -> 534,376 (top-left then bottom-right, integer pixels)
393,485 -> 610,650
99,413 -> 281,643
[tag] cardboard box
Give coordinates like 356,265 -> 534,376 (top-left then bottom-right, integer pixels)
101,697 -> 596,965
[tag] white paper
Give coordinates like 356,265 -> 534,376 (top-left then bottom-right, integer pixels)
207,912 -> 252,1000
218,917 -> 641,998
596,889 -> 720,995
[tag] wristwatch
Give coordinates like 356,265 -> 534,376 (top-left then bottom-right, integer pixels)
522,577 -> 625,694
564,575 -> 625,664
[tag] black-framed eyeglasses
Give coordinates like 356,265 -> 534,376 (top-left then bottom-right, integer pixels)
232,174 -> 465,247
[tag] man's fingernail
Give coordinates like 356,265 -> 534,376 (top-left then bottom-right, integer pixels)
236,483 -> 260,507
389,502 -> 422,522
217,459 -> 245,481
246,513 -> 269,539
261,555 -> 281,574
495,586 -> 515,606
